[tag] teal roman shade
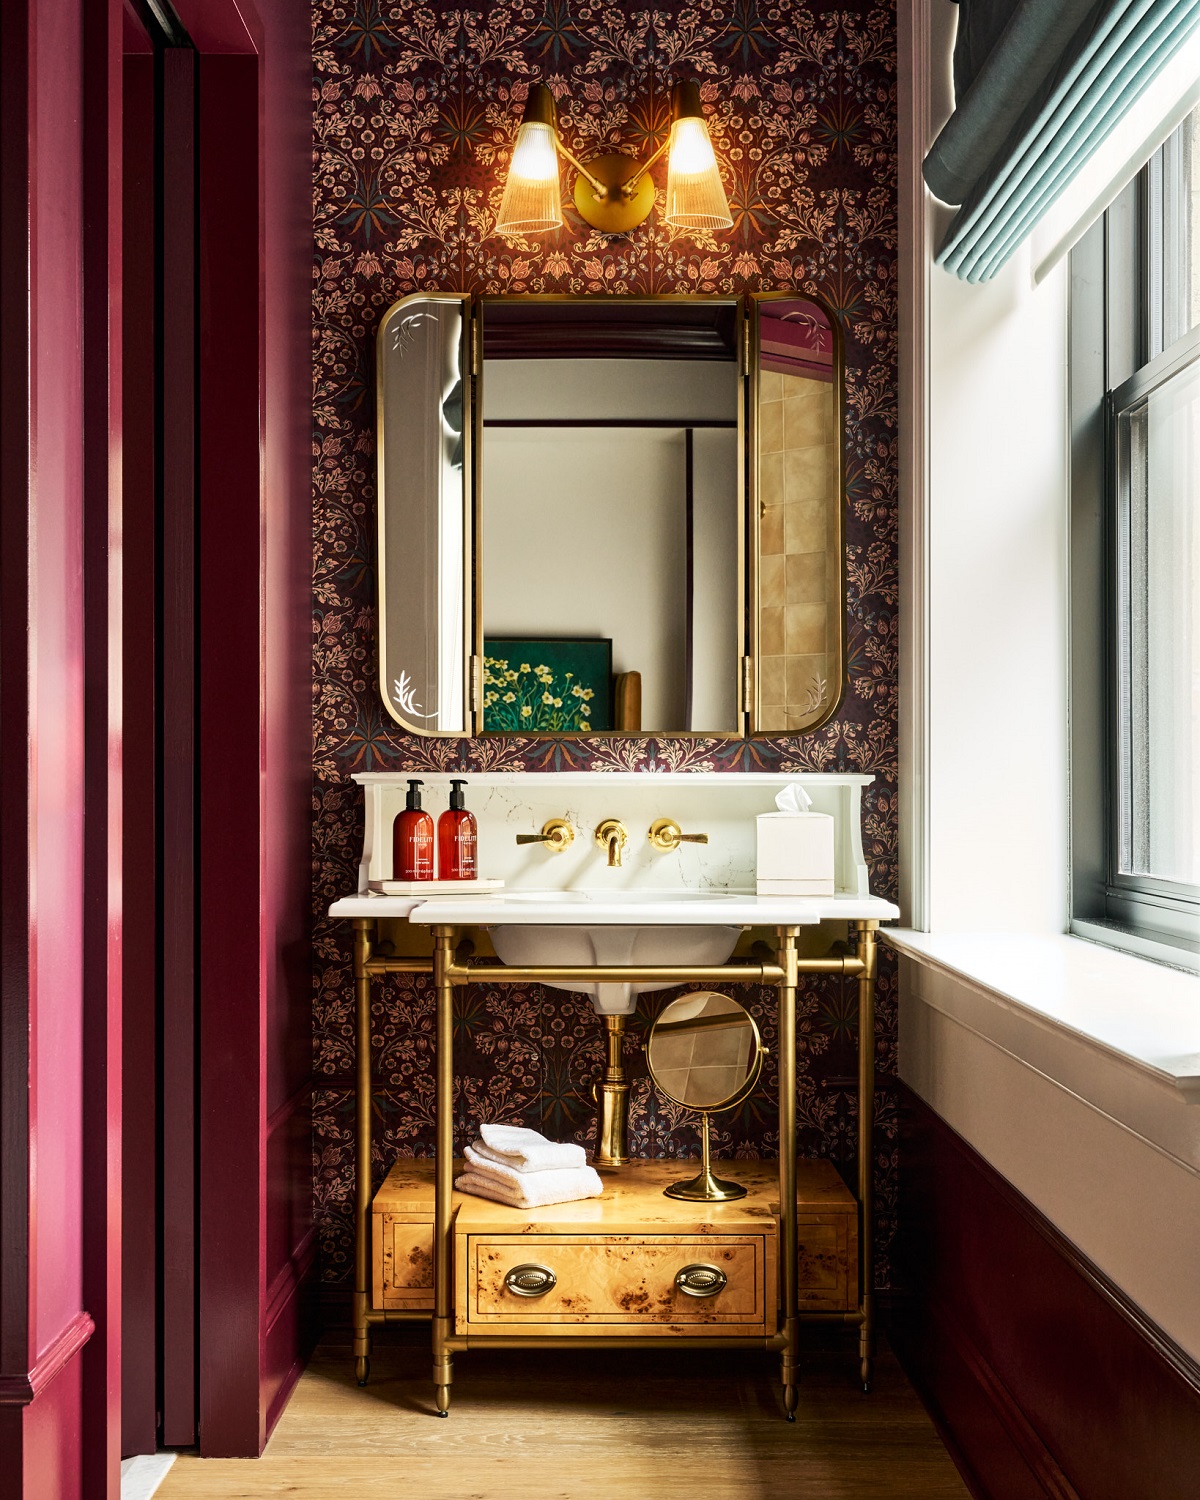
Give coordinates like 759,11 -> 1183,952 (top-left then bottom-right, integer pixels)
926,0 -> 1200,281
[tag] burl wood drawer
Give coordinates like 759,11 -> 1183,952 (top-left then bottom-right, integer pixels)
797,1212 -> 858,1312
371,1159 -> 464,1311
461,1234 -> 771,1335
374,1213 -> 434,1311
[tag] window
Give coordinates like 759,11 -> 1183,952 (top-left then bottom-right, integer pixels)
1070,107 -> 1200,970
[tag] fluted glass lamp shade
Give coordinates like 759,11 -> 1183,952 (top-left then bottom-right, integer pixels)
664,80 -> 732,231
495,84 -> 563,236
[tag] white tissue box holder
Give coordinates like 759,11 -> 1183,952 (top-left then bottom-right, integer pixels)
756,811 -> 835,897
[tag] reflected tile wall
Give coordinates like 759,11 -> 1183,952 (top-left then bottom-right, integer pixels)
758,372 -> 838,730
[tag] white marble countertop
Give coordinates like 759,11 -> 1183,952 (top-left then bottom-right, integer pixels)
328,889 -> 900,926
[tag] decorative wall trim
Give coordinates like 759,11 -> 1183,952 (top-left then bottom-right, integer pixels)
891,1083 -> 1200,1500
0,1312 -> 95,1407
264,1227 -> 319,1335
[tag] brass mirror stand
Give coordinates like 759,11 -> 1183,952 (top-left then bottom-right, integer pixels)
647,990 -> 767,1202
664,1111 -> 745,1202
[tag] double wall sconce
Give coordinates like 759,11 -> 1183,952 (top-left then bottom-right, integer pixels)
496,80 -> 732,238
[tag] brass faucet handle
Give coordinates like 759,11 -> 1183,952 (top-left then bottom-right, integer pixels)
648,818 -> 709,852
515,818 -> 574,853
594,818 -> 628,868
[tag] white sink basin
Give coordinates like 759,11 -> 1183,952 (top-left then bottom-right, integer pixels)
487,895 -> 743,1016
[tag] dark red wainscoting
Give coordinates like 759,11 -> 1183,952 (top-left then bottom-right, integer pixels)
891,1083 -> 1200,1500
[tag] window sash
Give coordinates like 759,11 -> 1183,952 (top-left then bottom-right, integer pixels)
1106,322 -> 1200,918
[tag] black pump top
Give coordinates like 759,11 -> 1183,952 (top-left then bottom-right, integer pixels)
449,779 -> 467,811
405,779 -> 424,810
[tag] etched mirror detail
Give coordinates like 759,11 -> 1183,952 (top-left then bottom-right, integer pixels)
753,296 -> 844,734
377,295 -> 470,734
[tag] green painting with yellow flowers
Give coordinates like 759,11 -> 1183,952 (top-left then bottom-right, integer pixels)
482,638 -> 612,733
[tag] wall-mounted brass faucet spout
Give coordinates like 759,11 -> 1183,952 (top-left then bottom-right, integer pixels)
594,819 -> 627,867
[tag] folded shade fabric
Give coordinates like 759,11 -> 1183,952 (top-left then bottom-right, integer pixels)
927,0 -> 1200,281
454,1164 -> 604,1209
475,1123 -> 587,1173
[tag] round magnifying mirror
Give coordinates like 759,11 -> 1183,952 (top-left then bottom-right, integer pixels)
646,991 -> 766,1202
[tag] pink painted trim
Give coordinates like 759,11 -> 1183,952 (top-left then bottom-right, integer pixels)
0,1312 -> 95,1407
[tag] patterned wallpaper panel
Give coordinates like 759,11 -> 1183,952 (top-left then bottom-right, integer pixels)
312,0 -> 898,1284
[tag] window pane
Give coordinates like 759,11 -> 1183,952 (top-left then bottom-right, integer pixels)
1160,105 -> 1200,351
1118,356 -> 1200,885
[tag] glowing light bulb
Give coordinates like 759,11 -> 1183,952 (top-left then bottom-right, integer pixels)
668,117 -> 718,178
664,83 -> 732,232
508,121 -> 559,184
495,86 -> 564,236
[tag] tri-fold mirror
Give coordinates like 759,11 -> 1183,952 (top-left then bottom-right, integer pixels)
376,293 -> 844,738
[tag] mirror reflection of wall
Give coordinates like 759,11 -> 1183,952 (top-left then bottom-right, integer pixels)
756,298 -> 842,733
480,302 -> 741,736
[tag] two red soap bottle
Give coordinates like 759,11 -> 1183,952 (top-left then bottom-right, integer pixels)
392,778 -> 477,881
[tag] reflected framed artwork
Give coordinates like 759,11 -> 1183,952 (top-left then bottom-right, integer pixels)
482,637 -> 613,733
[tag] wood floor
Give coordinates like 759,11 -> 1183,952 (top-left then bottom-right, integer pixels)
157,1326 -> 970,1499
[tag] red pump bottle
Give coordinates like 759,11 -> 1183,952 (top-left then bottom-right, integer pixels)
393,779 -> 434,880
438,778 -> 477,880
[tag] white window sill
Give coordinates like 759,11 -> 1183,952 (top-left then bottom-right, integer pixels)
883,929 -> 1200,1171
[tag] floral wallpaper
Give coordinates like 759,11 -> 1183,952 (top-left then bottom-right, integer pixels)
312,0 -> 898,1285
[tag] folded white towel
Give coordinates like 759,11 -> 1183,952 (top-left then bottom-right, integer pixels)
454,1164 -> 604,1209
464,1141 -> 593,1190
474,1123 -> 586,1173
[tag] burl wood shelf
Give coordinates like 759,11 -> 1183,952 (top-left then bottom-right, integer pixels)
373,1158 -> 857,1332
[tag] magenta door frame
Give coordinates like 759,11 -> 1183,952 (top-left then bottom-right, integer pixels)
119,7 -> 158,1460
1,0 -> 312,1488
175,0 -> 316,1460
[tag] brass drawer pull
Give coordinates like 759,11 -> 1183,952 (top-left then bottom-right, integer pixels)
674,1263 -> 728,1298
503,1263 -> 557,1298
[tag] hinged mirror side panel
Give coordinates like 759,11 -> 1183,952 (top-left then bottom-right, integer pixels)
748,292 -> 847,736
377,292 -> 473,735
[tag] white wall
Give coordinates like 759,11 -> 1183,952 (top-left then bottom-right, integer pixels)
902,0 -> 1069,936
483,426 -> 690,726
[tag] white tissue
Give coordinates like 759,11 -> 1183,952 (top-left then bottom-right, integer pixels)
774,782 -> 814,814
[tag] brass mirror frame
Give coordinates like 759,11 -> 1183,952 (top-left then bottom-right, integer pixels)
375,290 -> 848,739
645,991 -> 767,1202
747,290 -> 847,736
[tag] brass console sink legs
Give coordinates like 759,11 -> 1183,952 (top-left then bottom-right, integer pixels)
855,919 -> 879,1394
352,918 -> 373,1388
777,926 -> 801,1420
347,915 -> 881,1421
593,1016 -> 630,1166
433,926 -> 456,1416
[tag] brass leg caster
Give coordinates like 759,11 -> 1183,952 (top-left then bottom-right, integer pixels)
435,1384 -> 451,1417
355,1355 -> 370,1387
860,1355 -> 872,1394
784,1385 -> 798,1421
